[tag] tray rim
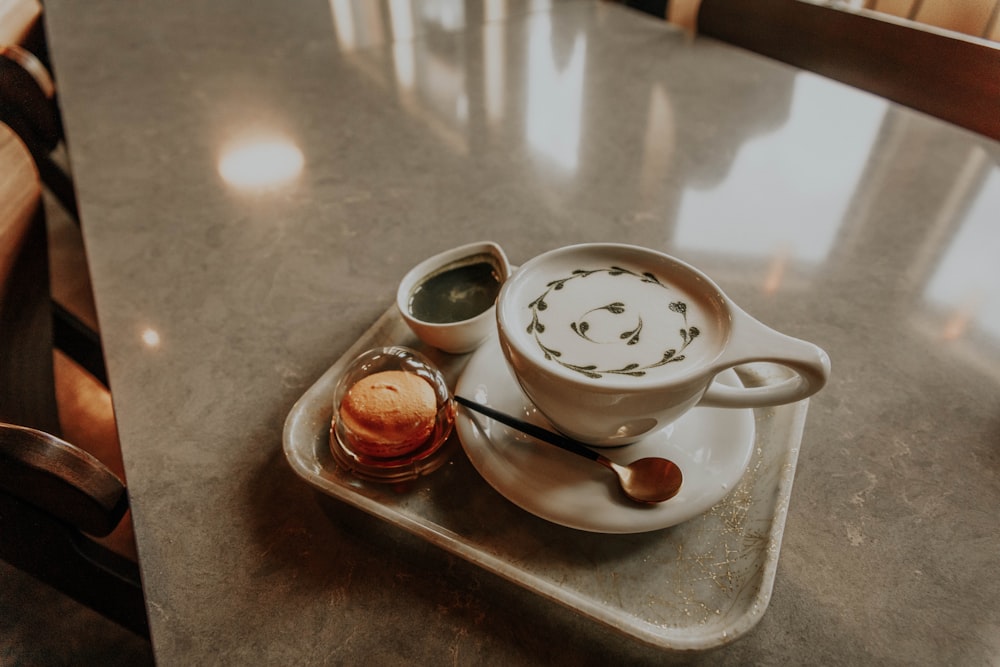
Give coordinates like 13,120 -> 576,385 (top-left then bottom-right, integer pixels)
282,305 -> 809,651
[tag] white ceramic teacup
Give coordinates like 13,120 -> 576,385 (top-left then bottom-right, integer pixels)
496,243 -> 830,446
398,241 -> 511,354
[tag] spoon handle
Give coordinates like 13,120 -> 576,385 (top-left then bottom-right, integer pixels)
454,396 -> 601,463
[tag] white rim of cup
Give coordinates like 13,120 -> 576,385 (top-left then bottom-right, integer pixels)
496,243 -> 732,390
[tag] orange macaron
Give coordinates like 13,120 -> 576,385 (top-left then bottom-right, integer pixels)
338,370 -> 437,458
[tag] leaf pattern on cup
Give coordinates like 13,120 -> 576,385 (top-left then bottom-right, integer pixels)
570,302 -> 644,345
525,268 -> 700,379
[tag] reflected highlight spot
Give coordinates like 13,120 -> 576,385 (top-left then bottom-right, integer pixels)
674,75 -> 885,265
388,0 -> 415,41
526,14 -> 586,172
484,21 -> 505,125
141,328 -> 161,348
218,138 -> 304,189
925,158 -> 1000,341
330,0 -> 356,50
484,0 -> 507,21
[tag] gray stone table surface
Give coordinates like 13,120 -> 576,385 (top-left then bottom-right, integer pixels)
41,0 -> 1000,664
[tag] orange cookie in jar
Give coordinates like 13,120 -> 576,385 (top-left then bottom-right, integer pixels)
330,347 -> 454,482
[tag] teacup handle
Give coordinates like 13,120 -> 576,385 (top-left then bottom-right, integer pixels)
698,306 -> 830,408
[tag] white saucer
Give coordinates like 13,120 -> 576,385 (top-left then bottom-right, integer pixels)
454,334 -> 756,534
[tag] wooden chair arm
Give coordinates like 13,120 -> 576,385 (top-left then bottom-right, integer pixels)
0,423 -> 128,536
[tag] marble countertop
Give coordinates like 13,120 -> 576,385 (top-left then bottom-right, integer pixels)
42,1 -> 1000,664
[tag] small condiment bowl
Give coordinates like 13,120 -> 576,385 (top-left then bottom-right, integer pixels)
397,241 -> 511,354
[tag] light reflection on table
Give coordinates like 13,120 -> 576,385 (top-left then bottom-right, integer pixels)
921,157 -> 1000,374
674,74 -> 887,267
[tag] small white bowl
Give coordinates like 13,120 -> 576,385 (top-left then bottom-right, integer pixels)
397,241 -> 510,354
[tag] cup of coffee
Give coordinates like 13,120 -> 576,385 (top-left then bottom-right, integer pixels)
496,243 -> 830,446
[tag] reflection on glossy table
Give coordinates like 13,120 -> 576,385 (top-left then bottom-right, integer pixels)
42,0 -> 1000,664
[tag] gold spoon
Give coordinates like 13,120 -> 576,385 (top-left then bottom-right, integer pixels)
455,396 -> 683,504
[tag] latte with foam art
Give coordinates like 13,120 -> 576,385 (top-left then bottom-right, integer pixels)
519,264 -> 719,381
496,243 -> 829,446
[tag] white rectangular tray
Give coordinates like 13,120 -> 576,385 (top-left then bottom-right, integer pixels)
283,306 -> 809,651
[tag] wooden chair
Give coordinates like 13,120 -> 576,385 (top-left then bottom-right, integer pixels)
697,0 -> 1000,141
0,121 -> 149,639
1,0 -> 80,230
1,35 -> 106,384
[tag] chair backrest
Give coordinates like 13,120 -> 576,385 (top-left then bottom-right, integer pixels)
0,0 -> 55,153
1,43 -> 102,381
1,32 -> 81,226
0,116 -> 58,432
0,121 -> 124,531
697,0 -> 1000,141
0,121 -> 148,638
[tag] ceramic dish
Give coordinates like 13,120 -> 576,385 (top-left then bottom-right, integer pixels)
455,334 -> 755,533
283,305 -> 811,652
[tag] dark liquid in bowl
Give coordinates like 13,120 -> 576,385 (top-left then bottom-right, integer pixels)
409,261 -> 502,323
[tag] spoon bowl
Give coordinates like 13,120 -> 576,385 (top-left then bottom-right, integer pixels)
454,396 -> 683,504
603,456 -> 683,504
